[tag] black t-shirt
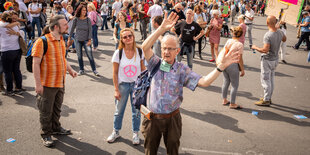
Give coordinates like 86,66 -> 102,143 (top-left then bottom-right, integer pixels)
175,21 -> 202,43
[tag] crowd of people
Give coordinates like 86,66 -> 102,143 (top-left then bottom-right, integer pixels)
0,0 -> 308,154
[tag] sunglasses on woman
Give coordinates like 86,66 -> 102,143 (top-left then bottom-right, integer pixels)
122,34 -> 133,40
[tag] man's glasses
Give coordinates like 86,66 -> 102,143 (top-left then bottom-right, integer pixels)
161,47 -> 177,52
122,34 -> 133,40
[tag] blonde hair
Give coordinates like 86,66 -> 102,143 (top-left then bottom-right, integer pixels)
118,28 -> 138,51
237,15 -> 245,20
212,10 -> 219,15
230,26 -> 243,38
66,5 -> 73,11
87,3 -> 96,11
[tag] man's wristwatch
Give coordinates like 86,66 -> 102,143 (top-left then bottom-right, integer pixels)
216,67 -> 223,72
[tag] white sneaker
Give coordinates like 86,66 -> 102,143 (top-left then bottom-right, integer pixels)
107,130 -> 120,143
132,132 -> 140,145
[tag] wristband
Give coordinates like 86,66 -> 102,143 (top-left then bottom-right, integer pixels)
216,67 -> 223,72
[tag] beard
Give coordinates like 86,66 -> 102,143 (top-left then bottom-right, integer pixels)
59,29 -> 68,35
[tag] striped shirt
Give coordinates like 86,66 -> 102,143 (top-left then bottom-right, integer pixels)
32,33 -> 67,88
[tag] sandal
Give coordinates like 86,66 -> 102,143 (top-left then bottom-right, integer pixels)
222,101 -> 230,106
229,105 -> 243,109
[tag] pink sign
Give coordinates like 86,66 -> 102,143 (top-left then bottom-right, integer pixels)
280,0 -> 298,5
124,65 -> 137,77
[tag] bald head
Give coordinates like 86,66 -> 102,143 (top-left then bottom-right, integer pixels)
267,15 -> 277,27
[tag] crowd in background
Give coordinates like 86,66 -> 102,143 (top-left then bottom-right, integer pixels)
1,0 -> 310,153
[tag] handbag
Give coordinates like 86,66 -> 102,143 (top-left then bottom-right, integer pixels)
19,36 -> 27,56
197,14 -> 206,29
25,22 -> 33,32
21,11 -> 33,32
205,26 -> 212,37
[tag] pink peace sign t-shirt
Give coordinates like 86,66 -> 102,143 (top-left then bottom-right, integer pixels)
111,48 -> 144,84
123,65 -> 137,78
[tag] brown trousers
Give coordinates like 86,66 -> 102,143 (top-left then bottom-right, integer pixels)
36,87 -> 64,138
141,112 -> 182,155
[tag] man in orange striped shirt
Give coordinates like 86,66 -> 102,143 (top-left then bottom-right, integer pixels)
32,15 -> 77,147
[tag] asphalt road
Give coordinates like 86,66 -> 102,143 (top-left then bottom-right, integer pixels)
0,14 -> 310,155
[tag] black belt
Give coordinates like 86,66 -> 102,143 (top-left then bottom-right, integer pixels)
245,23 -> 252,25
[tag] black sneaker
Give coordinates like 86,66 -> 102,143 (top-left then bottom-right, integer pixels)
52,127 -> 72,135
292,46 -> 298,50
13,89 -> 23,95
2,91 -> 15,96
282,60 -> 287,64
42,136 -> 54,147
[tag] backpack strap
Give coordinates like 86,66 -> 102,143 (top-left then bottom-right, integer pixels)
119,48 -> 123,61
149,60 -> 161,79
119,48 -> 142,61
41,36 -> 48,56
138,48 -> 142,59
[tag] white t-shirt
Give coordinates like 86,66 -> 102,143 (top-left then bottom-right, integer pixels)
147,4 -> 163,19
245,9 -> 254,24
15,0 -> 28,12
29,2 -> 42,17
111,48 -> 144,84
100,3 -> 109,15
112,2 -> 122,17
0,24 -> 20,52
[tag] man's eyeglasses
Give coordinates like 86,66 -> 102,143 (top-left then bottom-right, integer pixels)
122,34 -> 133,40
161,47 -> 177,52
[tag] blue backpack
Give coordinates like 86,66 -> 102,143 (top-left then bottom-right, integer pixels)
133,60 -> 161,110
25,36 -> 48,72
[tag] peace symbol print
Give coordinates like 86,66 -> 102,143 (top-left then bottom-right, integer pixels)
123,65 -> 137,78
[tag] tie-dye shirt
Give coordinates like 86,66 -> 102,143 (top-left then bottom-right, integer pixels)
147,55 -> 201,114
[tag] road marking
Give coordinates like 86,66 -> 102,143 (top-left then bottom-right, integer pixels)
182,147 -> 242,155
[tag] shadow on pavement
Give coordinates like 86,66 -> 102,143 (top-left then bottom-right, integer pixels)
11,91 -> 76,117
96,49 -> 115,57
243,64 -> 294,77
98,41 -> 115,47
285,62 -> 310,69
54,135 -> 112,155
270,103 -> 310,118
114,137 -> 167,154
241,108 -> 310,126
180,108 -> 246,133
201,85 -> 260,101
88,74 -> 113,86
115,137 -> 145,154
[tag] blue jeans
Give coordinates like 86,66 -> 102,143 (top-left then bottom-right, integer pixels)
115,42 -> 119,50
31,17 -> 41,38
224,17 -> 228,23
75,40 -> 96,71
92,25 -> 98,48
63,34 -> 69,57
101,15 -> 109,30
113,82 -> 141,132
177,42 -> 194,69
